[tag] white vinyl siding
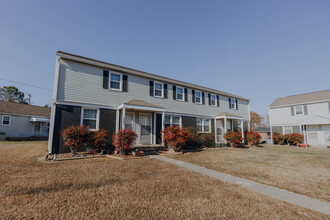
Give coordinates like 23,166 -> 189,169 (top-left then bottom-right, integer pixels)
110,73 -> 122,91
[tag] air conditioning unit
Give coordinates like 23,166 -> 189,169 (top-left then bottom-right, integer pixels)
0,132 -> 6,141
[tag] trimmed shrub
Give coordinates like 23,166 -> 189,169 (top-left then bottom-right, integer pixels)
61,125 -> 90,156
200,132 -> 215,147
185,127 -> 202,148
91,129 -> 108,150
112,129 -> 138,155
224,130 -> 243,147
287,133 -> 304,145
246,131 -> 261,146
272,132 -> 284,145
161,126 -> 189,152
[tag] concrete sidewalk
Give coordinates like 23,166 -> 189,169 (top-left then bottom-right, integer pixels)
153,155 -> 330,215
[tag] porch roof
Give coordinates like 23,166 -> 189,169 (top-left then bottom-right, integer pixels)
216,112 -> 243,120
117,99 -> 165,111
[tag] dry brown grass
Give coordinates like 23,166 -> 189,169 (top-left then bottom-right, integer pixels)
173,144 -> 330,202
0,142 -> 327,219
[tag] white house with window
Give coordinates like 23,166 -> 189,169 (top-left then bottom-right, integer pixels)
0,101 -> 50,140
269,89 -> 330,146
48,51 -> 250,153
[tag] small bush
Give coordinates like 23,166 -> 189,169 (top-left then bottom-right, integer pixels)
246,131 -> 261,146
224,130 -> 243,147
272,132 -> 284,145
287,133 -> 304,145
185,127 -> 202,148
112,129 -> 138,155
200,132 -> 215,147
161,126 -> 189,152
91,129 -> 108,150
61,125 -> 90,155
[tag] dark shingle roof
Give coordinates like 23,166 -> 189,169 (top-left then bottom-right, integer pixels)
0,101 -> 51,118
269,89 -> 330,108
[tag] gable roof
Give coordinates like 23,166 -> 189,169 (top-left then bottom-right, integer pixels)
56,51 -> 249,101
269,89 -> 330,108
124,99 -> 163,109
0,101 -> 51,118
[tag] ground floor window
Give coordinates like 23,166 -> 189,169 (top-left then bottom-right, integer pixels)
81,108 -> 99,131
124,113 -> 135,130
165,115 -> 181,128
197,118 -> 211,133
1,115 -> 11,126
283,126 -> 292,134
33,122 -> 41,135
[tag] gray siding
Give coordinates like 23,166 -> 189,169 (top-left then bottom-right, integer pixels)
57,59 -> 249,119
0,114 -> 48,138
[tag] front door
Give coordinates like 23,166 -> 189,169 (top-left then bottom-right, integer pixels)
139,113 -> 152,145
216,119 -> 224,143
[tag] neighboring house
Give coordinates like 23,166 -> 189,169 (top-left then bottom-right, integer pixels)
254,126 -> 270,143
0,101 -> 51,140
48,51 -> 250,154
269,90 -> 330,146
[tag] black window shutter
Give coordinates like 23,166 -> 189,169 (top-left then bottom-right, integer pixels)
217,95 -> 220,107
291,106 -> 294,116
202,92 -> 205,105
149,81 -> 154,96
122,75 -> 128,92
229,98 -> 232,109
304,105 -> 308,115
236,99 -> 238,110
192,90 -> 195,103
164,84 -> 168,98
103,70 -> 109,89
173,85 -> 176,100
184,88 -> 188,102
208,94 -> 211,105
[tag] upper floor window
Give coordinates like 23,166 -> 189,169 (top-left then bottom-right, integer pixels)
231,98 -> 237,109
211,94 -> 216,106
81,108 -> 98,131
2,115 -> 11,126
295,106 -> 303,115
197,118 -> 211,133
110,73 -> 122,91
165,115 -> 181,128
176,87 -> 184,101
154,82 -> 163,98
195,91 -> 202,104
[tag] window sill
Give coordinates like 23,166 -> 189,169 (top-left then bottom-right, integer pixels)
109,88 -> 122,92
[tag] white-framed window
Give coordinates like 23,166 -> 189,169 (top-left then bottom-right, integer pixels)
231,98 -> 237,109
109,72 -> 122,91
283,126 -> 292,134
211,94 -> 216,106
33,122 -> 41,136
1,115 -> 11,126
164,115 -> 181,128
195,91 -> 202,104
81,108 -> 99,131
295,106 -> 303,115
197,118 -> 211,133
176,87 -> 184,101
154,82 -> 163,98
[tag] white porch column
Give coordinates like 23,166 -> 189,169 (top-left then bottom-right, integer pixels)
115,109 -> 119,133
214,118 -> 217,143
121,107 -> 126,130
161,112 -> 165,145
241,120 -> 244,142
224,117 -> 227,144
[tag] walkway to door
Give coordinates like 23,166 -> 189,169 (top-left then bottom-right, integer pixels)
153,155 -> 330,215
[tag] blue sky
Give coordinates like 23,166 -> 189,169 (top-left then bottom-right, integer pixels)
0,0 -> 329,118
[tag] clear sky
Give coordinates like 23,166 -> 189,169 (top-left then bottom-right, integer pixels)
0,0 -> 329,118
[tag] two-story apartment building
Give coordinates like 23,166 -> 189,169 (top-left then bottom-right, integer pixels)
48,51 -> 250,154
269,90 -> 330,146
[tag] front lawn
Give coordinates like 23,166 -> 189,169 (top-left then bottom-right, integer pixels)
173,144 -> 330,202
0,142 -> 327,219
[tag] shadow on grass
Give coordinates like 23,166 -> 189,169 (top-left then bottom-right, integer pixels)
16,178 -> 121,196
